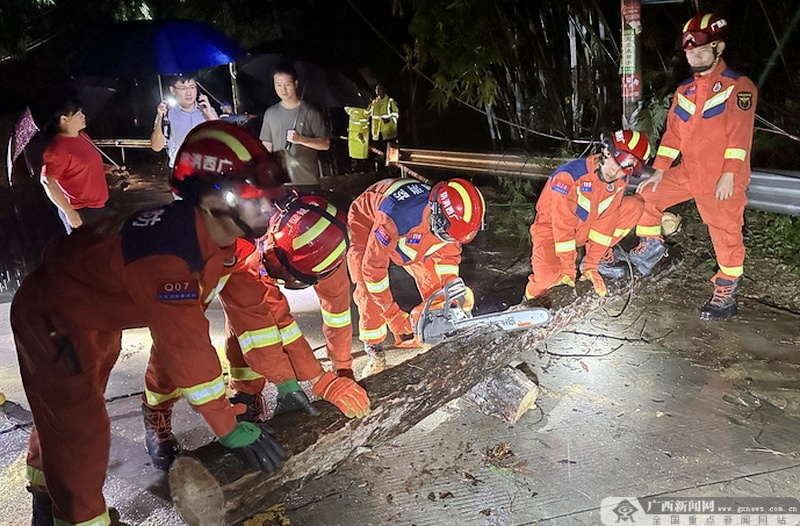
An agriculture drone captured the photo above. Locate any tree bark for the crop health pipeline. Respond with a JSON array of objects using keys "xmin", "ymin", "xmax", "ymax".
[{"xmin": 169, "ymin": 258, "xmax": 679, "ymax": 525}]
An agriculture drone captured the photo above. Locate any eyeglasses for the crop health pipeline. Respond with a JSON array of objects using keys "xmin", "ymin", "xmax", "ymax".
[{"xmin": 173, "ymin": 85, "xmax": 198, "ymax": 92}]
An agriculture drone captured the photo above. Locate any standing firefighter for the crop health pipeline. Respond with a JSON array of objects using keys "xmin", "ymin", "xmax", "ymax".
[
  {"xmin": 12, "ymin": 121, "xmax": 287, "ymax": 526},
  {"xmin": 624, "ymin": 13, "xmax": 757, "ymax": 320},
  {"xmin": 525, "ymin": 130, "xmax": 652, "ymax": 300},
  {"xmin": 348, "ymin": 178, "xmax": 485, "ymax": 374}
]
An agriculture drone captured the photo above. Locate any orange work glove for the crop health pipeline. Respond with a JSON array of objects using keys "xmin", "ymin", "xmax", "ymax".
[
  {"xmin": 555, "ymin": 273, "xmax": 576, "ymax": 288},
  {"xmin": 461, "ymin": 286, "xmax": 475, "ymax": 313},
  {"xmin": 311, "ymin": 371, "xmax": 371, "ymax": 418},
  {"xmin": 386, "ymin": 310, "xmax": 413, "ymax": 339},
  {"xmin": 580, "ymin": 269, "xmax": 607, "ymax": 296},
  {"xmin": 394, "ymin": 332, "xmax": 422, "ymax": 348}
]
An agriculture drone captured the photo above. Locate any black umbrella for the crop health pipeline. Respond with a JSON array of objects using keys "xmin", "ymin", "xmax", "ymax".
[
  {"xmin": 72, "ymin": 19, "xmax": 245, "ymax": 78},
  {"xmin": 239, "ymin": 54, "xmax": 371, "ymax": 108}
]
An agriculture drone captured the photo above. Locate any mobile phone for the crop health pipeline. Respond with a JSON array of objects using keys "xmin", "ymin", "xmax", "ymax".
[{"xmin": 196, "ymin": 88, "xmax": 207, "ymax": 110}]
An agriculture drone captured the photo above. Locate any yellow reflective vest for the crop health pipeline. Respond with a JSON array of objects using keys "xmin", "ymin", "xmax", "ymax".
[
  {"xmin": 344, "ymin": 106, "xmax": 370, "ymax": 159},
  {"xmin": 367, "ymin": 96, "xmax": 398, "ymax": 141}
]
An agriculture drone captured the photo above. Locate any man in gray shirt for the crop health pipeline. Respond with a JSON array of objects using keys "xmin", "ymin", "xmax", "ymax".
[{"xmin": 260, "ymin": 63, "xmax": 330, "ymax": 192}]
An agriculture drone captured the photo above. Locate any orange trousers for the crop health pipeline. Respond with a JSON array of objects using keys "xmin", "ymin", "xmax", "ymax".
[
  {"xmin": 526, "ymin": 196, "xmax": 643, "ymax": 299},
  {"xmin": 13, "ymin": 269, "xmax": 122, "ymax": 524},
  {"xmin": 145, "ymin": 271, "xmax": 323, "ymax": 409},
  {"xmin": 637, "ymin": 170, "xmax": 747, "ymax": 280}
]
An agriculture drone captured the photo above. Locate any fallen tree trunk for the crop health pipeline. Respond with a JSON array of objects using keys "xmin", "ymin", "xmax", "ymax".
[{"xmin": 170, "ymin": 257, "xmax": 680, "ymax": 525}]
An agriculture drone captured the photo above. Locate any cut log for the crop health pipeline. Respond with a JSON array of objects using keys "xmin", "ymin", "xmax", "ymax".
[
  {"xmin": 463, "ymin": 365, "xmax": 539, "ymax": 424},
  {"xmin": 169, "ymin": 255, "xmax": 680, "ymax": 526}
]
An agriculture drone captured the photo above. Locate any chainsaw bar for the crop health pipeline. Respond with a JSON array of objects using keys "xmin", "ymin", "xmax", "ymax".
[{"xmin": 416, "ymin": 278, "xmax": 552, "ymax": 344}]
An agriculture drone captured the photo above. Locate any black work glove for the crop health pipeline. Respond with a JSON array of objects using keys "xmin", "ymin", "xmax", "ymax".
[{"xmin": 218, "ymin": 421, "xmax": 286, "ymax": 473}]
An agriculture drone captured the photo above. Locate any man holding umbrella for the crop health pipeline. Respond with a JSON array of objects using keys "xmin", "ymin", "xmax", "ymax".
[{"xmin": 150, "ymin": 76, "xmax": 219, "ymax": 168}]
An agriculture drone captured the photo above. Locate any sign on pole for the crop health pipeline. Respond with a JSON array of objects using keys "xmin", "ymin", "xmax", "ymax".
[{"xmin": 621, "ymin": 0, "xmax": 642, "ymax": 129}]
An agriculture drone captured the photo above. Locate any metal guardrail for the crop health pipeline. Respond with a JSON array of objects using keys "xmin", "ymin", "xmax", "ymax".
[
  {"xmin": 386, "ymin": 144, "xmax": 800, "ymax": 216},
  {"xmin": 93, "ymin": 139, "xmax": 152, "ymax": 148},
  {"xmin": 94, "ymin": 138, "xmax": 153, "ymax": 165}
]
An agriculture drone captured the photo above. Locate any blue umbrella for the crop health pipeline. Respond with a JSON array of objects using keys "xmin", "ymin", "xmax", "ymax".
[{"xmin": 72, "ymin": 19, "xmax": 245, "ymax": 77}]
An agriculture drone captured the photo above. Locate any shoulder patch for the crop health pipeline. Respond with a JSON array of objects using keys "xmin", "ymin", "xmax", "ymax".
[
  {"xmin": 121, "ymin": 201, "xmax": 205, "ymax": 272},
  {"xmin": 552, "ymin": 180, "xmax": 570, "ymax": 195},
  {"xmin": 374, "ymin": 226, "xmax": 392, "ymax": 246},
  {"xmin": 737, "ymin": 92, "xmax": 754, "ymax": 110}
]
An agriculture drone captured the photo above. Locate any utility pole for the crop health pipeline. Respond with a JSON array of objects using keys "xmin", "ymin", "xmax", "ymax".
[{"xmin": 621, "ymin": 0, "xmax": 643, "ymax": 129}]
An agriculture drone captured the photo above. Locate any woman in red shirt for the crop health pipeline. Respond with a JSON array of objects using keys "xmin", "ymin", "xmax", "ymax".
[{"xmin": 40, "ymin": 99, "xmax": 112, "ymax": 233}]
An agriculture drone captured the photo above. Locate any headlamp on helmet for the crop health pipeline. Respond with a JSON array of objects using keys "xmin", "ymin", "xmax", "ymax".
[{"xmin": 171, "ymin": 121, "xmax": 288, "ymax": 203}]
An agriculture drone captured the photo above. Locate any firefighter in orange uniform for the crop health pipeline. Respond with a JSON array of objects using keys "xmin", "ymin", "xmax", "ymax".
[
  {"xmin": 142, "ymin": 191, "xmax": 368, "ymax": 471},
  {"xmin": 12, "ymin": 122, "xmax": 287, "ymax": 526},
  {"xmin": 624, "ymin": 13, "xmax": 757, "ymax": 321},
  {"xmin": 348, "ymin": 178, "xmax": 486, "ymax": 374},
  {"xmin": 260, "ymin": 194, "xmax": 356, "ymax": 380},
  {"xmin": 525, "ymin": 130, "xmax": 652, "ymax": 300}
]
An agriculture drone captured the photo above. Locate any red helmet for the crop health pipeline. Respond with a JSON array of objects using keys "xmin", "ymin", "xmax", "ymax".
[
  {"xmin": 265, "ymin": 193, "xmax": 349, "ymax": 285},
  {"xmin": 681, "ymin": 13, "xmax": 728, "ymax": 50},
  {"xmin": 602, "ymin": 130, "xmax": 652, "ymax": 178},
  {"xmin": 429, "ymin": 178, "xmax": 486, "ymax": 244},
  {"xmin": 172, "ymin": 121, "xmax": 288, "ymax": 202}
]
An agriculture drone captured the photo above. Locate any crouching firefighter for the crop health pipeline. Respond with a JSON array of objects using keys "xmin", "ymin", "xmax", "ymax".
[
  {"xmin": 12, "ymin": 121, "xmax": 287, "ymax": 526},
  {"xmin": 347, "ymin": 177, "xmax": 486, "ymax": 376},
  {"xmin": 142, "ymin": 143, "xmax": 370, "ymax": 471},
  {"xmin": 525, "ymin": 130, "xmax": 652, "ymax": 300}
]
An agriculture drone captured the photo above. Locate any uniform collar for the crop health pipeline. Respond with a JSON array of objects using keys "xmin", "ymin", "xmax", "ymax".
[{"xmin": 694, "ymin": 58, "xmax": 727, "ymax": 81}]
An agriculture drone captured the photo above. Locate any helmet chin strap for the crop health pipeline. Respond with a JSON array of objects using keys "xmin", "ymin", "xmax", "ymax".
[
  {"xmin": 597, "ymin": 154, "xmax": 613, "ymax": 183},
  {"xmin": 209, "ymin": 207, "xmax": 266, "ymax": 241}
]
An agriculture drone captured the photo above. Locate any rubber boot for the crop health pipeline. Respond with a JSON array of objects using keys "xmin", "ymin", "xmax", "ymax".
[
  {"xmin": 623, "ymin": 237, "xmax": 668, "ymax": 276},
  {"xmin": 361, "ymin": 343, "xmax": 386, "ymax": 377},
  {"xmin": 700, "ymin": 276, "xmax": 741, "ymax": 321},
  {"xmin": 274, "ymin": 390, "xmax": 320, "ymax": 417},
  {"xmin": 142, "ymin": 404, "xmax": 179, "ymax": 471},
  {"xmin": 580, "ymin": 248, "xmax": 626, "ymax": 280},
  {"xmin": 28, "ymin": 486, "xmax": 52, "ymax": 526},
  {"xmin": 229, "ymin": 392, "xmax": 267, "ymax": 423}
]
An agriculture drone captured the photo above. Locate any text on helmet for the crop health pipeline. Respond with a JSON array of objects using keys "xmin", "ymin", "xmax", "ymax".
[
  {"xmin": 439, "ymin": 190, "xmax": 458, "ymax": 218},
  {"xmin": 710, "ymin": 18, "xmax": 727, "ymax": 32},
  {"xmin": 180, "ymin": 153, "xmax": 235, "ymax": 173}
]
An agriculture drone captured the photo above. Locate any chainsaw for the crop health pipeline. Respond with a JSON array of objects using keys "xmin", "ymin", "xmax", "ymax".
[{"xmin": 414, "ymin": 278, "xmax": 552, "ymax": 345}]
